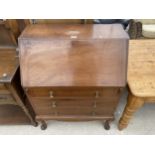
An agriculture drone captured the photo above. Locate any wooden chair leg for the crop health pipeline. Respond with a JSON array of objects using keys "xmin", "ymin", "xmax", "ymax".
[{"xmin": 118, "ymin": 93, "xmax": 144, "ymax": 130}]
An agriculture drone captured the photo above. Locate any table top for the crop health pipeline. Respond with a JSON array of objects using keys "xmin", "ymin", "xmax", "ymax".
[
  {"xmin": 128, "ymin": 40, "xmax": 155, "ymax": 97},
  {"xmin": 0, "ymin": 47, "xmax": 19, "ymax": 83},
  {"xmin": 19, "ymin": 24, "xmax": 129, "ymax": 87}
]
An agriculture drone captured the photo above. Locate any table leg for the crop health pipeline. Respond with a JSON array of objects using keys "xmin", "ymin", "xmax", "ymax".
[{"xmin": 118, "ymin": 93, "xmax": 144, "ymax": 130}]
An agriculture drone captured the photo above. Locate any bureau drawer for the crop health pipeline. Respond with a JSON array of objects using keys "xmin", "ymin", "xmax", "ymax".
[
  {"xmin": 30, "ymin": 98, "xmax": 117, "ymax": 115},
  {"xmin": 27, "ymin": 87, "xmax": 122, "ymax": 99},
  {"xmin": 0, "ymin": 94, "xmax": 16, "ymax": 105},
  {"xmin": 0, "ymin": 84, "xmax": 10, "ymax": 94},
  {"xmin": 33, "ymin": 106, "xmax": 115, "ymax": 116}
]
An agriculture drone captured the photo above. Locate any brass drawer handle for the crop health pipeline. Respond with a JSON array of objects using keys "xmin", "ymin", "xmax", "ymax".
[
  {"xmin": 95, "ymin": 91, "xmax": 99, "ymax": 98},
  {"xmin": 51, "ymin": 101, "xmax": 57, "ymax": 108},
  {"xmin": 49, "ymin": 91, "xmax": 54, "ymax": 98}
]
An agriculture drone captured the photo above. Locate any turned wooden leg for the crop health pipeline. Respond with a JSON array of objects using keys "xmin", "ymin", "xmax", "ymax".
[
  {"xmin": 41, "ymin": 120, "xmax": 47, "ymax": 130},
  {"xmin": 118, "ymin": 93, "xmax": 144, "ymax": 130}
]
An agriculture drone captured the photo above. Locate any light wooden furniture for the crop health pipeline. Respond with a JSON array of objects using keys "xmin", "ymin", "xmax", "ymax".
[
  {"xmin": 119, "ymin": 40, "xmax": 155, "ymax": 130},
  {"xmin": 19, "ymin": 24, "xmax": 129, "ymax": 130}
]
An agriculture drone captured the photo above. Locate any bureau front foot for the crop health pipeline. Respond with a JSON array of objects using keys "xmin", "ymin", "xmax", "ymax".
[
  {"xmin": 104, "ymin": 120, "xmax": 110, "ymax": 130},
  {"xmin": 33, "ymin": 121, "xmax": 38, "ymax": 127},
  {"xmin": 40, "ymin": 121, "xmax": 47, "ymax": 130}
]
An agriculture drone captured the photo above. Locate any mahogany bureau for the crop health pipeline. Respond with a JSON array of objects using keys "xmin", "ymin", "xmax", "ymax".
[{"xmin": 19, "ymin": 24, "xmax": 129, "ymax": 130}]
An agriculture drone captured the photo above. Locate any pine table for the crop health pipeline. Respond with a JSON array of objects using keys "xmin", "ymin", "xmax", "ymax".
[{"xmin": 119, "ymin": 40, "xmax": 155, "ymax": 130}]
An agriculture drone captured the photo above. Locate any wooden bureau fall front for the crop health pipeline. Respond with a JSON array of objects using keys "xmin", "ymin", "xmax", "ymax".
[{"xmin": 19, "ymin": 24, "xmax": 129, "ymax": 130}]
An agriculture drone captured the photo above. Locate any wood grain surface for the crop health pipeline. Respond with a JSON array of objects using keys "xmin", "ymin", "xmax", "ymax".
[
  {"xmin": 0, "ymin": 47, "xmax": 37, "ymax": 125},
  {"xmin": 119, "ymin": 39, "xmax": 155, "ymax": 130},
  {"xmin": 0, "ymin": 48, "xmax": 18, "ymax": 83},
  {"xmin": 19, "ymin": 24, "xmax": 129, "ymax": 129},
  {"xmin": 19, "ymin": 24, "xmax": 129, "ymax": 87},
  {"xmin": 128, "ymin": 40, "xmax": 155, "ymax": 97}
]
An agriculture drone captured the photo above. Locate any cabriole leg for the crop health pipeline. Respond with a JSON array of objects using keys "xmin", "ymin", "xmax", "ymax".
[
  {"xmin": 41, "ymin": 120, "xmax": 47, "ymax": 130},
  {"xmin": 104, "ymin": 120, "xmax": 110, "ymax": 130}
]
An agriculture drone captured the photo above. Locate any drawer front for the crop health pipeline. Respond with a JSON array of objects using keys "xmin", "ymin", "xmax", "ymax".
[
  {"xmin": 33, "ymin": 108, "xmax": 114, "ymax": 116},
  {"xmin": 30, "ymin": 98, "xmax": 118, "ymax": 116},
  {"xmin": 0, "ymin": 94, "xmax": 16, "ymax": 105},
  {"xmin": 27, "ymin": 87, "xmax": 122, "ymax": 99},
  {"xmin": 0, "ymin": 84, "xmax": 10, "ymax": 94}
]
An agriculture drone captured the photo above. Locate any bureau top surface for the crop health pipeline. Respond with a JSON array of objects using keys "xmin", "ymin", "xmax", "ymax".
[
  {"xmin": 19, "ymin": 24, "xmax": 129, "ymax": 40},
  {"xmin": 19, "ymin": 24, "xmax": 129, "ymax": 87},
  {"xmin": 0, "ymin": 47, "xmax": 19, "ymax": 83},
  {"xmin": 128, "ymin": 40, "xmax": 155, "ymax": 97}
]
